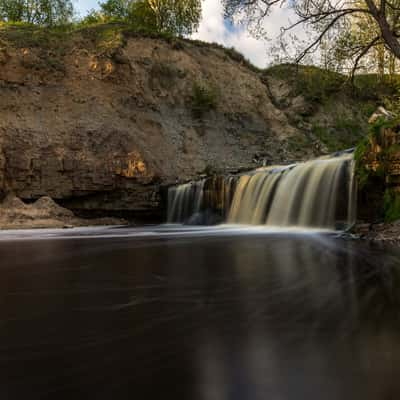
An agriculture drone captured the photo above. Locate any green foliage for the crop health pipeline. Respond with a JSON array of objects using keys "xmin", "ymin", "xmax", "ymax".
[
  {"xmin": 354, "ymin": 136, "xmax": 369, "ymax": 165},
  {"xmin": 79, "ymin": 10, "xmax": 107, "ymax": 26},
  {"xmin": 353, "ymin": 74, "xmax": 400, "ymax": 102},
  {"xmin": 359, "ymin": 102, "xmax": 377, "ymax": 119},
  {"xmin": 101, "ymin": 0, "xmax": 132, "ymax": 20},
  {"xmin": 160, "ymin": 0, "xmax": 202, "ymax": 36},
  {"xmin": 387, "ymin": 144, "xmax": 400, "ymax": 154},
  {"xmin": 312, "ymin": 125, "xmax": 338, "ymax": 152},
  {"xmin": 265, "ymin": 64, "xmax": 400, "ymax": 157},
  {"xmin": 371, "ymin": 116, "xmax": 400, "ymax": 137},
  {"xmin": 286, "ymin": 135, "xmax": 312, "ymax": 153},
  {"xmin": 97, "ymin": 0, "xmax": 157, "ymax": 32},
  {"xmin": 354, "ymin": 137, "xmax": 370, "ymax": 189},
  {"xmin": 223, "ymin": 0, "xmax": 400, "ymax": 83},
  {"xmin": 384, "ymin": 189, "xmax": 400, "ymax": 222},
  {"xmin": 265, "ymin": 64, "xmax": 345, "ymax": 103},
  {"xmin": 0, "ymin": 0, "xmax": 73, "ymax": 26},
  {"xmin": 355, "ymin": 120, "xmax": 387, "ymax": 189},
  {"xmin": 191, "ymin": 82, "xmax": 217, "ymax": 118},
  {"xmin": 354, "ymin": 117, "xmax": 400, "ymax": 190},
  {"xmin": 128, "ymin": 1, "xmax": 158, "ymax": 32},
  {"xmin": 149, "ymin": 61, "xmax": 184, "ymax": 89},
  {"xmin": 0, "ymin": 21, "xmax": 184, "ymax": 52},
  {"xmin": 98, "ymin": 0, "xmax": 201, "ymax": 36},
  {"xmin": 265, "ymin": 65, "xmax": 400, "ymax": 112},
  {"xmin": 311, "ymin": 117, "xmax": 363, "ymax": 152},
  {"xmin": 0, "ymin": 22, "xmax": 74, "ymax": 48}
]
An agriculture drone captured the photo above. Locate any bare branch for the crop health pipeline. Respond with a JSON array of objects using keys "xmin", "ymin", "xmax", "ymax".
[{"xmin": 350, "ymin": 36, "xmax": 381, "ymax": 82}]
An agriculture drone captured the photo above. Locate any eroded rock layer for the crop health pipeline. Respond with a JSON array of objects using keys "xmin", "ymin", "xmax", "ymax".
[{"xmin": 0, "ymin": 29, "xmax": 320, "ymax": 219}]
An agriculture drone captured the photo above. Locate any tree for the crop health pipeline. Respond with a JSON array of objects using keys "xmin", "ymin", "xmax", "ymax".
[
  {"xmin": 147, "ymin": 0, "xmax": 202, "ymax": 35},
  {"xmin": 223, "ymin": 0, "xmax": 400, "ymax": 74},
  {"xmin": 100, "ymin": 0, "xmax": 132, "ymax": 20},
  {"xmin": 99, "ymin": 0, "xmax": 202, "ymax": 36},
  {"xmin": 0, "ymin": 0, "xmax": 74, "ymax": 26}
]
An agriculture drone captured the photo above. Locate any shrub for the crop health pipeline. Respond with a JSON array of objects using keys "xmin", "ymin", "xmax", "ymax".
[
  {"xmin": 354, "ymin": 127, "xmax": 378, "ymax": 189},
  {"xmin": 354, "ymin": 117, "xmax": 400, "ymax": 189},
  {"xmin": 265, "ymin": 64, "xmax": 345, "ymax": 103},
  {"xmin": 384, "ymin": 189, "xmax": 400, "ymax": 222},
  {"xmin": 150, "ymin": 62, "xmax": 183, "ymax": 89},
  {"xmin": 311, "ymin": 118, "xmax": 362, "ymax": 152},
  {"xmin": 191, "ymin": 82, "xmax": 217, "ymax": 118}
]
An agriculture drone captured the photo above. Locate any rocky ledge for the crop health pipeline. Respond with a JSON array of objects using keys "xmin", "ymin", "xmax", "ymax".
[{"xmin": 355, "ymin": 222, "xmax": 400, "ymax": 245}]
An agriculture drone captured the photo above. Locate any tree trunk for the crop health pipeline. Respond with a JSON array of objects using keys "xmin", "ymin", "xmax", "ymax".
[{"xmin": 365, "ymin": 0, "xmax": 400, "ymax": 60}]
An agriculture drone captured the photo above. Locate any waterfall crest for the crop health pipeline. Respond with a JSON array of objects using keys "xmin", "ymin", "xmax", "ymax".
[{"xmin": 167, "ymin": 152, "xmax": 357, "ymax": 229}]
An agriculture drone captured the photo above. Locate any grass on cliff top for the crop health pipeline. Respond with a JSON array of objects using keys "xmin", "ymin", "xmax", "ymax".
[
  {"xmin": 0, "ymin": 22, "xmax": 73, "ymax": 48},
  {"xmin": 0, "ymin": 22, "xmax": 135, "ymax": 52},
  {"xmin": 265, "ymin": 63, "xmax": 400, "ymax": 104},
  {"xmin": 2, "ymin": 22, "xmax": 399, "ymax": 91},
  {"xmin": 0, "ymin": 21, "xmax": 260, "ymax": 70}
]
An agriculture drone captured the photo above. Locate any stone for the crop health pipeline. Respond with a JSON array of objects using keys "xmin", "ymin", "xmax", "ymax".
[
  {"xmin": 0, "ymin": 34, "xmax": 319, "ymax": 222},
  {"xmin": 368, "ymin": 107, "xmax": 395, "ymax": 124}
]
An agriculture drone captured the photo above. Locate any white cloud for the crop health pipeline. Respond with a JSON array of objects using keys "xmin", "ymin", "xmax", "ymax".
[
  {"xmin": 192, "ymin": 0, "xmax": 269, "ymax": 68},
  {"xmin": 192, "ymin": 0, "xmax": 306, "ymax": 68}
]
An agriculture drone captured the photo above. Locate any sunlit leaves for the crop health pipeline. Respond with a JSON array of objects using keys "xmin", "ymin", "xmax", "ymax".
[
  {"xmin": 99, "ymin": 0, "xmax": 202, "ymax": 36},
  {"xmin": 0, "ymin": 0, "xmax": 73, "ymax": 26}
]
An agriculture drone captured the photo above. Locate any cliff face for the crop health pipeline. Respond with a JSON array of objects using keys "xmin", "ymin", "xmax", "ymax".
[
  {"xmin": 1, "ymin": 27, "xmax": 317, "ymax": 219},
  {"xmin": 356, "ymin": 113, "xmax": 400, "ymax": 222}
]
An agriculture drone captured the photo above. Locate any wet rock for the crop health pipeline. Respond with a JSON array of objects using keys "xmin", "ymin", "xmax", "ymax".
[
  {"xmin": 355, "ymin": 223, "xmax": 371, "ymax": 236},
  {"xmin": 358, "ymin": 221, "xmax": 400, "ymax": 244}
]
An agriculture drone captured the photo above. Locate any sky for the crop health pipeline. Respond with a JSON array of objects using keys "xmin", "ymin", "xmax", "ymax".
[{"xmin": 74, "ymin": 0, "xmax": 296, "ymax": 68}]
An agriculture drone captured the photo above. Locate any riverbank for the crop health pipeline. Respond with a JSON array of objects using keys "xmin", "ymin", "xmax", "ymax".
[
  {"xmin": 355, "ymin": 222, "xmax": 400, "ymax": 245},
  {"xmin": 0, "ymin": 195, "xmax": 127, "ymax": 230}
]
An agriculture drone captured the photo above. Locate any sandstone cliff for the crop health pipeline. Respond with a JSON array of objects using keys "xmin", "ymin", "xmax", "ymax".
[
  {"xmin": 0, "ymin": 25, "xmax": 315, "ymax": 219},
  {"xmin": 0, "ymin": 25, "xmax": 385, "ymax": 222}
]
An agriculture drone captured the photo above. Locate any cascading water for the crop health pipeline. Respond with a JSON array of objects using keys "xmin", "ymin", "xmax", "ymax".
[
  {"xmin": 167, "ymin": 176, "xmax": 237, "ymax": 224},
  {"xmin": 167, "ymin": 152, "xmax": 357, "ymax": 230},
  {"xmin": 167, "ymin": 180, "xmax": 205, "ymax": 223}
]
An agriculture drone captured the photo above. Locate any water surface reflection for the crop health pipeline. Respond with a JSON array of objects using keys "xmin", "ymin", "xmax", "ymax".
[{"xmin": 0, "ymin": 228, "xmax": 400, "ymax": 399}]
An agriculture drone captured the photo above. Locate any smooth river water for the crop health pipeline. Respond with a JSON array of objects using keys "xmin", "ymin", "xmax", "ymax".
[{"xmin": 1, "ymin": 225, "xmax": 400, "ymax": 399}]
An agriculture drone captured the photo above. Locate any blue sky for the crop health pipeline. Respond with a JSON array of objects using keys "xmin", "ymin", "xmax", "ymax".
[
  {"xmin": 74, "ymin": 0, "xmax": 296, "ymax": 68},
  {"xmin": 75, "ymin": 0, "xmax": 99, "ymax": 15}
]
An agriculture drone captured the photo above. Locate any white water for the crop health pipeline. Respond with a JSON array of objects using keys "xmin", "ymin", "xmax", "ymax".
[
  {"xmin": 167, "ymin": 152, "xmax": 357, "ymax": 230},
  {"xmin": 167, "ymin": 180, "xmax": 205, "ymax": 222}
]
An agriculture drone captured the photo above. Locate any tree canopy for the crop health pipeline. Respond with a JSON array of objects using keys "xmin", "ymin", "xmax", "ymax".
[
  {"xmin": 0, "ymin": 0, "xmax": 74, "ymax": 26},
  {"xmin": 223, "ymin": 0, "xmax": 400, "ymax": 75},
  {"xmin": 99, "ymin": 0, "xmax": 202, "ymax": 36}
]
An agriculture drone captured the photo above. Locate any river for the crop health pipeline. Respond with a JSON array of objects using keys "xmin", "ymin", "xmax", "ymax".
[{"xmin": 1, "ymin": 225, "xmax": 400, "ymax": 399}]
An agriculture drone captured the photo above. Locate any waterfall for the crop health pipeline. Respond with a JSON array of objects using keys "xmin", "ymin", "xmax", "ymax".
[
  {"xmin": 167, "ymin": 152, "xmax": 357, "ymax": 229},
  {"xmin": 167, "ymin": 180, "xmax": 205, "ymax": 223}
]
